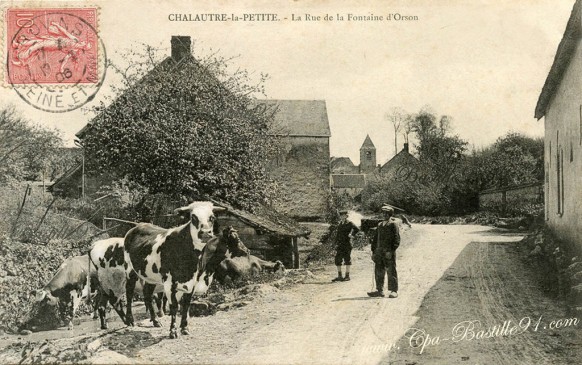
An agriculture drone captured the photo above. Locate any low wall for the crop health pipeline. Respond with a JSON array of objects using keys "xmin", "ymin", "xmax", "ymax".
[{"xmin": 479, "ymin": 183, "xmax": 543, "ymax": 214}]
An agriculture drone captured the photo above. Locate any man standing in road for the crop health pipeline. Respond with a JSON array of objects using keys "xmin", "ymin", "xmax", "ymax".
[
  {"xmin": 332, "ymin": 210, "xmax": 360, "ymax": 282},
  {"xmin": 368, "ymin": 205, "xmax": 400, "ymax": 298}
]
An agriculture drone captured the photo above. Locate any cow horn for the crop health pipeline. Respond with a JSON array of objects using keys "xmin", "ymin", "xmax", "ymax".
[
  {"xmin": 212, "ymin": 206, "xmax": 227, "ymax": 213},
  {"xmin": 174, "ymin": 206, "xmax": 190, "ymax": 217}
]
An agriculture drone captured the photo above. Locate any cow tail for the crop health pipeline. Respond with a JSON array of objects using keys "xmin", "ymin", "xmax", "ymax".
[{"xmin": 86, "ymin": 251, "xmax": 92, "ymax": 305}]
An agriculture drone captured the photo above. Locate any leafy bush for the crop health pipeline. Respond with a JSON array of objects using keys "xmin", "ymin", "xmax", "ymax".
[{"xmin": 0, "ymin": 237, "xmax": 94, "ymax": 333}]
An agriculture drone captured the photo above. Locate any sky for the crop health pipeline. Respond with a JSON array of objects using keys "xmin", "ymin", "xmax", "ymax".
[{"xmin": 0, "ymin": 0, "xmax": 575, "ymax": 165}]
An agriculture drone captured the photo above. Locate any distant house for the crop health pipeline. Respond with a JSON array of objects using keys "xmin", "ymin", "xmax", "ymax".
[
  {"xmin": 535, "ymin": 0, "xmax": 581, "ymax": 249},
  {"xmin": 331, "ymin": 174, "xmax": 366, "ymax": 199},
  {"xmin": 330, "ymin": 157, "xmax": 359, "ymax": 174},
  {"xmin": 330, "ymin": 135, "xmax": 380, "ymax": 198},
  {"xmin": 380, "ymin": 143, "xmax": 421, "ymax": 178},
  {"xmin": 262, "ymin": 100, "xmax": 331, "ymax": 220}
]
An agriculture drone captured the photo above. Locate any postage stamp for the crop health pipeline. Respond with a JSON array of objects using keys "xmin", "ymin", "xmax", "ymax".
[{"xmin": 3, "ymin": 7, "xmax": 106, "ymax": 112}]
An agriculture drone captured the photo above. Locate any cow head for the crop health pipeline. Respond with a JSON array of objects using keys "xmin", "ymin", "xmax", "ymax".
[
  {"xmin": 35, "ymin": 289, "xmax": 59, "ymax": 305},
  {"xmin": 192, "ymin": 232, "xmax": 230, "ymax": 296},
  {"xmin": 223, "ymin": 226, "xmax": 240, "ymax": 253},
  {"xmin": 174, "ymin": 201, "xmax": 226, "ymax": 247}
]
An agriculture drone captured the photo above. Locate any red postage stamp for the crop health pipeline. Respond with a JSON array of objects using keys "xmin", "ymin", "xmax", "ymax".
[{"xmin": 6, "ymin": 8, "xmax": 99, "ymax": 85}]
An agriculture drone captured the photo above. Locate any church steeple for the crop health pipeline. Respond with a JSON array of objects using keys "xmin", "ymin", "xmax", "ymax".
[{"xmin": 360, "ymin": 134, "xmax": 376, "ymax": 173}]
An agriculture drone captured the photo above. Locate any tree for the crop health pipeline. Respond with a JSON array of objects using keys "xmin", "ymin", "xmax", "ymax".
[
  {"xmin": 474, "ymin": 132, "xmax": 542, "ymax": 189},
  {"xmin": 82, "ymin": 44, "xmax": 279, "ymax": 211},
  {"xmin": 385, "ymin": 107, "xmax": 406, "ymax": 156},
  {"xmin": 0, "ymin": 106, "xmax": 62, "ymax": 182},
  {"xmin": 401, "ymin": 113, "xmax": 414, "ymax": 145},
  {"xmin": 411, "ymin": 109, "xmax": 467, "ymax": 179}
]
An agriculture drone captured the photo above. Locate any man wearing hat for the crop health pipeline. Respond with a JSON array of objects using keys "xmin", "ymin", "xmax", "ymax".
[
  {"xmin": 332, "ymin": 210, "xmax": 360, "ymax": 282},
  {"xmin": 368, "ymin": 205, "xmax": 400, "ymax": 298}
]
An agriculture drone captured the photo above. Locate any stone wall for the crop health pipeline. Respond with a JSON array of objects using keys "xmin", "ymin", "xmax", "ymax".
[
  {"xmin": 269, "ymin": 136, "xmax": 330, "ymax": 220},
  {"xmin": 479, "ymin": 183, "xmax": 543, "ymax": 214}
]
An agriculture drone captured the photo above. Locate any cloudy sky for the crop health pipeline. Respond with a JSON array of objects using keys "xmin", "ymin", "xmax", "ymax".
[{"xmin": 0, "ymin": 0, "xmax": 575, "ymax": 165}]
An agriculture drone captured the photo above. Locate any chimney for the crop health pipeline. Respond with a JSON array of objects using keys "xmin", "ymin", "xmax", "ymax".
[
  {"xmin": 171, "ymin": 36, "xmax": 191, "ymax": 61},
  {"xmin": 404, "ymin": 143, "xmax": 409, "ymax": 153}
]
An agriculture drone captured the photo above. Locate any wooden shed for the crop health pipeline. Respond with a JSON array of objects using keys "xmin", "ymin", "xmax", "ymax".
[{"xmin": 212, "ymin": 201, "xmax": 310, "ymax": 269}]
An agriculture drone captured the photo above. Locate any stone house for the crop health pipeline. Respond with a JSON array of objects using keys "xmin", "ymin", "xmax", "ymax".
[
  {"xmin": 535, "ymin": 0, "xmax": 581, "ymax": 250},
  {"xmin": 380, "ymin": 143, "xmax": 421, "ymax": 178},
  {"xmin": 329, "ymin": 157, "xmax": 359, "ymax": 174},
  {"xmin": 263, "ymin": 100, "xmax": 331, "ymax": 220},
  {"xmin": 331, "ymin": 174, "xmax": 366, "ymax": 199}
]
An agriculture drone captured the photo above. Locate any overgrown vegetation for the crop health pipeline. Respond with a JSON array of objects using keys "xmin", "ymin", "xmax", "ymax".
[
  {"xmin": 520, "ymin": 225, "xmax": 582, "ymax": 313},
  {"xmin": 0, "ymin": 106, "xmax": 76, "ymax": 183},
  {"xmin": 82, "ymin": 44, "xmax": 280, "ymax": 212},
  {"xmin": 361, "ymin": 106, "xmax": 544, "ymax": 216}
]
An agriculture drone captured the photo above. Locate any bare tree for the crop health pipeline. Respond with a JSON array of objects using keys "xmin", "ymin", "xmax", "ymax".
[
  {"xmin": 384, "ymin": 107, "xmax": 406, "ymax": 156},
  {"xmin": 401, "ymin": 113, "xmax": 414, "ymax": 145}
]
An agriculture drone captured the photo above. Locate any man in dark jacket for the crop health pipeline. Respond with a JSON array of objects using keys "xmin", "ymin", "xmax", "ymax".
[
  {"xmin": 332, "ymin": 210, "xmax": 360, "ymax": 282},
  {"xmin": 368, "ymin": 205, "xmax": 400, "ymax": 298}
]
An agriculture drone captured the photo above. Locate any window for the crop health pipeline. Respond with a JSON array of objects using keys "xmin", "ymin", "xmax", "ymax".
[
  {"xmin": 556, "ymin": 147, "xmax": 565, "ymax": 216},
  {"xmin": 366, "ymin": 151, "xmax": 371, "ymax": 160}
]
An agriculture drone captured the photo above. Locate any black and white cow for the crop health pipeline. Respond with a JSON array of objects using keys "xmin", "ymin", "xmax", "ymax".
[
  {"xmin": 124, "ymin": 201, "xmax": 224, "ymax": 339},
  {"xmin": 35, "ymin": 254, "xmax": 98, "ymax": 329},
  {"xmin": 90, "ymin": 237, "xmax": 165, "ymax": 329}
]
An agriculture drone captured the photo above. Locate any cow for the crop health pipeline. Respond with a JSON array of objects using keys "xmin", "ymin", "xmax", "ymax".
[
  {"xmin": 35, "ymin": 254, "xmax": 98, "ymax": 329},
  {"xmin": 89, "ymin": 237, "xmax": 166, "ymax": 329},
  {"xmin": 124, "ymin": 201, "xmax": 224, "ymax": 339},
  {"xmin": 197, "ymin": 226, "xmax": 285, "ymax": 285}
]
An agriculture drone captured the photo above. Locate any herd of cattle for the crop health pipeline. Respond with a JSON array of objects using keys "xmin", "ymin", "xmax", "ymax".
[{"xmin": 35, "ymin": 202, "xmax": 285, "ymax": 339}]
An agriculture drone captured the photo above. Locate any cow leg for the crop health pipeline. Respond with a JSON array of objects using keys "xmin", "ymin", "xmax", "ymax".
[
  {"xmin": 108, "ymin": 291, "xmax": 126, "ymax": 324},
  {"xmin": 143, "ymin": 283, "xmax": 161, "ymax": 327},
  {"xmin": 162, "ymin": 293, "xmax": 168, "ymax": 315},
  {"xmin": 154, "ymin": 293, "xmax": 165, "ymax": 317},
  {"xmin": 179, "ymin": 291, "xmax": 193, "ymax": 335},
  {"xmin": 125, "ymin": 271, "xmax": 138, "ymax": 326},
  {"xmin": 92, "ymin": 290, "xmax": 101, "ymax": 319},
  {"xmin": 168, "ymin": 282, "xmax": 179, "ymax": 339},
  {"xmin": 98, "ymin": 289, "xmax": 109, "ymax": 330},
  {"xmin": 68, "ymin": 290, "xmax": 82, "ymax": 330},
  {"xmin": 66, "ymin": 296, "xmax": 75, "ymax": 330}
]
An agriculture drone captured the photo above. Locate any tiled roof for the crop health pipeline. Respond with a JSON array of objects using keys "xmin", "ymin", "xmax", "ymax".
[
  {"xmin": 211, "ymin": 200, "xmax": 310, "ymax": 238},
  {"xmin": 535, "ymin": 0, "xmax": 581, "ymax": 119},
  {"xmin": 259, "ymin": 100, "xmax": 331, "ymax": 137},
  {"xmin": 331, "ymin": 174, "xmax": 366, "ymax": 188}
]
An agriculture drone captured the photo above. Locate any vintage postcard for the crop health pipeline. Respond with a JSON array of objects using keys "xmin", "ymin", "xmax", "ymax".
[{"xmin": 0, "ymin": 0, "xmax": 580, "ymax": 364}]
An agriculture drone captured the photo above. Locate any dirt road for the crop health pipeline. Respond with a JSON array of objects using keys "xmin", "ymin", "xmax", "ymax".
[{"xmin": 1, "ymin": 224, "xmax": 580, "ymax": 364}]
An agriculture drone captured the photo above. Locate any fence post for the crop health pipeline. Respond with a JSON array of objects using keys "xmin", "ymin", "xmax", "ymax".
[
  {"xmin": 103, "ymin": 217, "xmax": 107, "ymax": 231},
  {"xmin": 10, "ymin": 184, "xmax": 31, "ymax": 239},
  {"xmin": 292, "ymin": 237, "xmax": 300, "ymax": 269}
]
